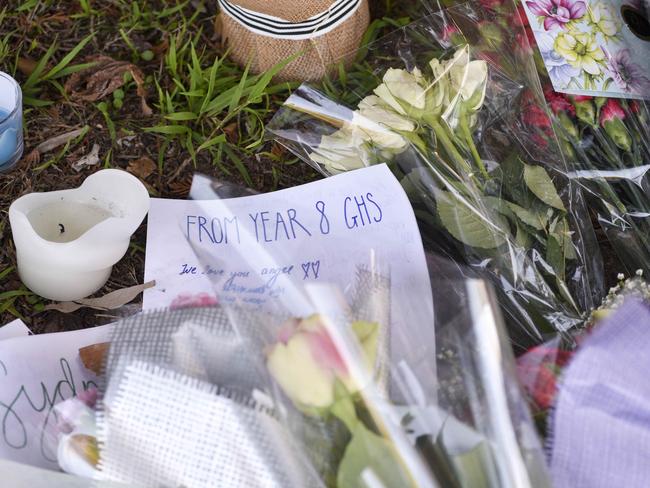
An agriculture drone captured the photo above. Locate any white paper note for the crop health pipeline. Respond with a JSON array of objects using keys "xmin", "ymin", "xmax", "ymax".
[
  {"xmin": 0, "ymin": 319, "xmax": 31, "ymax": 341},
  {"xmin": 0, "ymin": 325, "xmax": 110, "ymax": 470},
  {"xmin": 144, "ymin": 164, "xmax": 434, "ymax": 335}
]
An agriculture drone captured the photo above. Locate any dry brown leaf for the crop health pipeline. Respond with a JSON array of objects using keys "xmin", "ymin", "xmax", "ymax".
[
  {"xmin": 65, "ymin": 56, "xmax": 152, "ymax": 115},
  {"xmin": 39, "ymin": 13, "xmax": 70, "ymax": 25},
  {"xmin": 17, "ymin": 58, "xmax": 38, "ymax": 76},
  {"xmin": 36, "ymin": 126, "xmax": 88, "ymax": 154},
  {"xmin": 22, "ymin": 149, "xmax": 40, "ymax": 166},
  {"xmin": 271, "ymin": 142, "xmax": 286, "ymax": 158},
  {"xmin": 44, "ymin": 281, "xmax": 155, "ymax": 313},
  {"xmin": 151, "ymin": 38, "xmax": 169, "ymax": 56},
  {"xmin": 127, "ymin": 156, "xmax": 156, "ymax": 179},
  {"xmin": 79, "ymin": 342, "xmax": 109, "ymax": 375},
  {"xmin": 169, "ymin": 179, "xmax": 191, "ymax": 197},
  {"xmin": 223, "ymin": 122, "xmax": 239, "ymax": 143}
]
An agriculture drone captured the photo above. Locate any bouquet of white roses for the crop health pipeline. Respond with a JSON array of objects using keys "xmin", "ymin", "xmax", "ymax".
[{"xmin": 268, "ymin": 8, "xmax": 605, "ymax": 347}]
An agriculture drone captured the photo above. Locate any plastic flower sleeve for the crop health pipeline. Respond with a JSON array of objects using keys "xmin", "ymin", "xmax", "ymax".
[
  {"xmin": 267, "ymin": 5, "xmax": 605, "ymax": 347},
  {"xmin": 466, "ymin": 0, "xmax": 650, "ymax": 279},
  {"xmin": 201, "ymin": 246, "xmax": 552, "ymax": 487},
  {"xmin": 179, "ymin": 173, "xmax": 550, "ymax": 486},
  {"xmin": 540, "ymin": 92, "xmax": 650, "ymax": 277}
]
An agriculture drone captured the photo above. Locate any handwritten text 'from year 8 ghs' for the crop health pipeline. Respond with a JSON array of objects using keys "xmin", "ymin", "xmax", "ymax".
[{"xmin": 184, "ymin": 193, "xmax": 383, "ymax": 245}]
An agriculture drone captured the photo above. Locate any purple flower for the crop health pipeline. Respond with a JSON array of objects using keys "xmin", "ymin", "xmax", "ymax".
[
  {"xmin": 527, "ymin": 0, "xmax": 586, "ymax": 30},
  {"xmin": 607, "ymin": 49, "xmax": 650, "ymax": 93},
  {"xmin": 536, "ymin": 32, "xmax": 580, "ymax": 87}
]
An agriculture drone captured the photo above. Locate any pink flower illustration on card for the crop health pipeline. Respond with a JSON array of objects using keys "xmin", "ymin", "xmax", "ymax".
[{"xmin": 526, "ymin": 0, "xmax": 586, "ymax": 30}]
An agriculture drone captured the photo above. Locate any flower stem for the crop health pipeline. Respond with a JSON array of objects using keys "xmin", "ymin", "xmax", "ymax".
[
  {"xmin": 426, "ymin": 117, "xmax": 473, "ymax": 176},
  {"xmin": 459, "ymin": 112, "xmax": 489, "ymax": 180},
  {"xmin": 404, "ymin": 131, "xmax": 430, "ymax": 156}
]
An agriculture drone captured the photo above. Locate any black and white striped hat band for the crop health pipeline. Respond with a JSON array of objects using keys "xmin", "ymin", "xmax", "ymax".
[{"xmin": 219, "ymin": 0, "xmax": 363, "ymax": 40}]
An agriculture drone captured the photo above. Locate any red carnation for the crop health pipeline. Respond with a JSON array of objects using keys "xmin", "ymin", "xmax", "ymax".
[
  {"xmin": 572, "ymin": 95, "xmax": 594, "ymax": 102},
  {"xmin": 531, "ymin": 133, "xmax": 549, "ymax": 148},
  {"xmin": 599, "ymin": 99, "xmax": 626, "ymax": 126},
  {"xmin": 523, "ymin": 103, "xmax": 552, "ymax": 129},
  {"xmin": 515, "ymin": 31, "xmax": 533, "ymax": 56},
  {"xmin": 513, "ymin": 4, "xmax": 530, "ymax": 27},
  {"xmin": 544, "ymin": 86, "xmax": 576, "ymax": 116},
  {"xmin": 517, "ymin": 345, "xmax": 574, "ymax": 410},
  {"xmin": 480, "ymin": 0, "xmax": 505, "ymax": 10}
]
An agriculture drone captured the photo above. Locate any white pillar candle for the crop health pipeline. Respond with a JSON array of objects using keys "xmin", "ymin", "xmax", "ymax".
[{"xmin": 9, "ymin": 169, "xmax": 150, "ymax": 301}]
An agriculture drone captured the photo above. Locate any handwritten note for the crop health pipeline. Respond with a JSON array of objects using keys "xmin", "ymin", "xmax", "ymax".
[
  {"xmin": 144, "ymin": 164, "xmax": 434, "ymax": 330},
  {"xmin": 0, "ymin": 325, "xmax": 110, "ymax": 470},
  {"xmin": 0, "ymin": 319, "xmax": 31, "ymax": 341}
]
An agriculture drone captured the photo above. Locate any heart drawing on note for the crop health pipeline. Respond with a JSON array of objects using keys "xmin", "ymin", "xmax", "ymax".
[{"xmin": 301, "ymin": 261, "xmax": 321, "ymax": 280}]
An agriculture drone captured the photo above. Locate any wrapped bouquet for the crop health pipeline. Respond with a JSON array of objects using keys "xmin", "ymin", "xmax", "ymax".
[
  {"xmin": 469, "ymin": 0, "xmax": 650, "ymax": 277},
  {"xmin": 268, "ymin": 7, "xmax": 605, "ymax": 346}
]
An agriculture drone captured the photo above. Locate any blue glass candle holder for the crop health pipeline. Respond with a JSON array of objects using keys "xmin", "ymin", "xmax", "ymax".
[{"xmin": 0, "ymin": 72, "xmax": 23, "ymax": 171}]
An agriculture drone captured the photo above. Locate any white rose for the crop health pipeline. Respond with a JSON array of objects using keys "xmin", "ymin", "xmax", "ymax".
[
  {"xmin": 374, "ymin": 68, "xmax": 427, "ymax": 117},
  {"xmin": 445, "ymin": 47, "xmax": 488, "ymax": 112},
  {"xmin": 349, "ymin": 114, "xmax": 409, "ymax": 152},
  {"xmin": 309, "ymin": 129, "xmax": 370, "ymax": 174},
  {"xmin": 358, "ymin": 95, "xmax": 416, "ymax": 132}
]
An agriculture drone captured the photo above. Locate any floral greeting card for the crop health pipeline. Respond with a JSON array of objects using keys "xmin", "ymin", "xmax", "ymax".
[{"xmin": 522, "ymin": 0, "xmax": 650, "ymax": 99}]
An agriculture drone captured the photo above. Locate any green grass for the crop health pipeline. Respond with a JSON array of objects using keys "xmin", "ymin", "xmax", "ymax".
[{"xmin": 0, "ymin": 0, "xmax": 419, "ymax": 326}]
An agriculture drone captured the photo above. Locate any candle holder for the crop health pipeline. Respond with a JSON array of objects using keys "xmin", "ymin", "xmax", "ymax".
[{"xmin": 0, "ymin": 72, "xmax": 23, "ymax": 171}]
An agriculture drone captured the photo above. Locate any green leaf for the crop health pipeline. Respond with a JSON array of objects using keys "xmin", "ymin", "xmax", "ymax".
[
  {"xmin": 330, "ymin": 381, "xmax": 358, "ymax": 433},
  {"xmin": 23, "ymin": 97, "xmax": 53, "ymax": 107},
  {"xmin": 248, "ymin": 53, "xmax": 299, "ymax": 103},
  {"xmin": 228, "ymin": 61, "xmax": 250, "ymax": 114},
  {"xmin": 499, "ymin": 154, "xmax": 534, "ymax": 208},
  {"xmin": 0, "ymin": 289, "xmax": 33, "ymax": 302},
  {"xmin": 337, "ymin": 424, "xmax": 412, "ymax": 488},
  {"xmin": 0, "ymin": 266, "xmax": 14, "ymax": 281},
  {"xmin": 415, "ymin": 435, "xmax": 462, "ymax": 488},
  {"xmin": 515, "ymin": 222, "xmax": 532, "ymax": 248},
  {"xmin": 23, "ymin": 41, "xmax": 58, "ymax": 91},
  {"xmin": 164, "ymin": 111, "xmax": 198, "ymax": 121},
  {"xmin": 523, "ymin": 165, "xmax": 566, "ymax": 211},
  {"xmin": 145, "ymin": 125, "xmax": 189, "ymax": 135},
  {"xmin": 199, "ymin": 54, "xmax": 226, "ymax": 114},
  {"xmin": 48, "ymin": 61, "xmax": 98, "ymax": 80},
  {"xmin": 505, "ymin": 202, "xmax": 548, "ymax": 230},
  {"xmin": 437, "ymin": 192, "xmax": 509, "ymax": 249},
  {"xmin": 197, "ymin": 133, "xmax": 226, "ymax": 152},
  {"xmin": 546, "ymin": 233, "xmax": 565, "ymax": 281},
  {"xmin": 555, "ymin": 219, "xmax": 577, "ymax": 260},
  {"xmin": 223, "ymin": 144, "xmax": 252, "ymax": 187},
  {"xmin": 44, "ymin": 33, "xmax": 94, "ymax": 80}
]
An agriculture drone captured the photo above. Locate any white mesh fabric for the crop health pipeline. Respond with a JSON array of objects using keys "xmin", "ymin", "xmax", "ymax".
[{"xmin": 98, "ymin": 361, "xmax": 317, "ymax": 487}]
